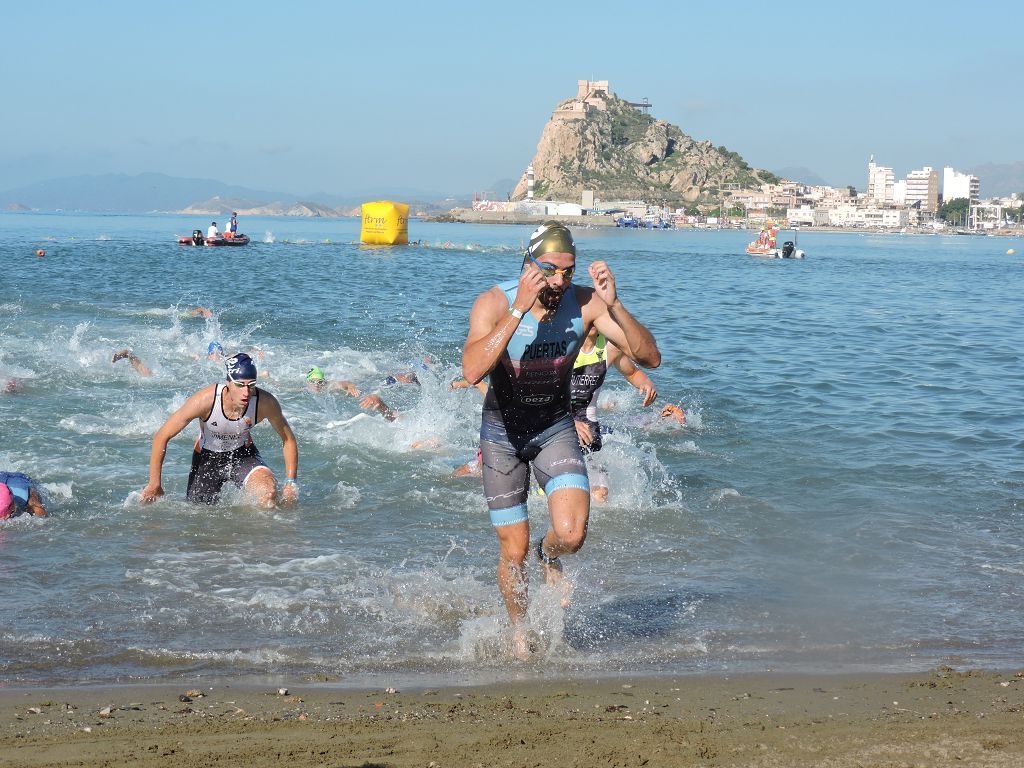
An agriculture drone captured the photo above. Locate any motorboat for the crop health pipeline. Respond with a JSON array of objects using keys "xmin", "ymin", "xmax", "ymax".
[
  {"xmin": 746, "ymin": 229, "xmax": 805, "ymax": 259},
  {"xmin": 178, "ymin": 231, "xmax": 251, "ymax": 246},
  {"xmin": 616, "ymin": 213, "xmax": 640, "ymax": 228}
]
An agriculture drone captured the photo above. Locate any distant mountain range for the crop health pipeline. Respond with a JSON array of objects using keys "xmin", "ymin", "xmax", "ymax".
[
  {"xmin": 966, "ymin": 161, "xmax": 1024, "ymax": 198},
  {"xmin": 772, "ymin": 166, "xmax": 831, "ymax": 187},
  {"xmin": 0, "ymin": 172, "xmax": 468, "ymax": 214}
]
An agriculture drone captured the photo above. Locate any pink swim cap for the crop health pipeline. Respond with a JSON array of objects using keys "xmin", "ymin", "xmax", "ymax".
[{"xmin": 0, "ymin": 483, "xmax": 13, "ymax": 519}]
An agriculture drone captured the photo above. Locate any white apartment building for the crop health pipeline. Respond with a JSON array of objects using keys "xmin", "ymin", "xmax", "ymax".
[
  {"xmin": 866, "ymin": 155, "xmax": 895, "ymax": 203},
  {"xmin": 905, "ymin": 167, "xmax": 939, "ymax": 212},
  {"xmin": 942, "ymin": 166, "xmax": 980, "ymax": 203},
  {"xmin": 786, "ymin": 205, "xmax": 831, "ymax": 226},
  {"xmin": 892, "ymin": 180, "xmax": 908, "ymax": 206},
  {"xmin": 827, "ymin": 204, "xmax": 909, "ymax": 228}
]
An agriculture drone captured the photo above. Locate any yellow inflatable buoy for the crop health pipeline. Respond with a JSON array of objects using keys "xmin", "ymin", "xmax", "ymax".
[
  {"xmin": 1007, "ymin": 248, "xmax": 1016, "ymax": 255},
  {"xmin": 360, "ymin": 201, "xmax": 409, "ymax": 245}
]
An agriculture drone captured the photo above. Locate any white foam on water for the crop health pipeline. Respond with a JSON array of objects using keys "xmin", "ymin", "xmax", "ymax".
[
  {"xmin": 263, "ymin": 231, "xmax": 275, "ymax": 243},
  {"xmin": 980, "ymin": 563, "xmax": 1024, "ymax": 576},
  {"xmin": 328, "ymin": 481, "xmax": 361, "ymax": 508},
  {"xmin": 131, "ymin": 645, "xmax": 295, "ymax": 665},
  {"xmin": 40, "ymin": 481, "xmax": 73, "ymax": 499}
]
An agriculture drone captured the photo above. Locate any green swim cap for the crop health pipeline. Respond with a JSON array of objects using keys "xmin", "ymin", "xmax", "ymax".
[{"xmin": 306, "ymin": 367, "xmax": 325, "ymax": 382}]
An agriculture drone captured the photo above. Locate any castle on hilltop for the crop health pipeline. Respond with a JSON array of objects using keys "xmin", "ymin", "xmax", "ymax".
[{"xmin": 553, "ymin": 79, "xmax": 612, "ymax": 120}]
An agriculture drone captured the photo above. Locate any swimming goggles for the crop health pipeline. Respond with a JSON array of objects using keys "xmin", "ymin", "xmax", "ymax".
[
  {"xmin": 530, "ymin": 257, "xmax": 574, "ymax": 280},
  {"xmin": 230, "ymin": 380, "xmax": 258, "ymax": 390}
]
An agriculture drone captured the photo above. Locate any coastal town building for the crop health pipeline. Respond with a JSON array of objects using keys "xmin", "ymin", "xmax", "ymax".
[
  {"xmin": 827, "ymin": 204, "xmax": 910, "ymax": 228},
  {"xmin": 942, "ymin": 166, "xmax": 980, "ymax": 203},
  {"xmin": 905, "ymin": 166, "xmax": 939, "ymax": 213},
  {"xmin": 786, "ymin": 205, "xmax": 831, "ymax": 226},
  {"xmin": 866, "ymin": 155, "xmax": 895, "ymax": 203},
  {"xmin": 892, "ymin": 180, "xmax": 908, "ymax": 206}
]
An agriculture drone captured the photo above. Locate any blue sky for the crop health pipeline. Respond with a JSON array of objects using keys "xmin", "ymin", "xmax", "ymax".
[{"xmin": 2, "ymin": 0, "xmax": 1019, "ymax": 196}]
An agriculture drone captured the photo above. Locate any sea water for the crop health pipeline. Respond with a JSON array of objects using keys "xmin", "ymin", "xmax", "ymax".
[{"xmin": 0, "ymin": 212, "xmax": 1021, "ymax": 687}]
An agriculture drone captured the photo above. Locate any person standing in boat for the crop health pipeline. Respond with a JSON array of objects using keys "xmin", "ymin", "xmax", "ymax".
[{"xmin": 227, "ymin": 212, "xmax": 238, "ymax": 238}]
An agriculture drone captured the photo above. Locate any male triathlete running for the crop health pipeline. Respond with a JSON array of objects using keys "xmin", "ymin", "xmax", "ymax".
[
  {"xmin": 140, "ymin": 353, "xmax": 298, "ymax": 508},
  {"xmin": 462, "ymin": 221, "xmax": 660, "ymax": 657}
]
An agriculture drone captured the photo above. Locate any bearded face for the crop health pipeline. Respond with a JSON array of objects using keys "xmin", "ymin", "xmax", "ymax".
[{"xmin": 538, "ymin": 284, "xmax": 565, "ymax": 310}]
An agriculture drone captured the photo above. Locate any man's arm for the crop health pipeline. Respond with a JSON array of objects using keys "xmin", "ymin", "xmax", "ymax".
[
  {"xmin": 329, "ymin": 380, "xmax": 361, "ymax": 397},
  {"xmin": 461, "ymin": 267, "xmax": 546, "ymax": 384},
  {"xmin": 586, "ymin": 261, "xmax": 661, "ymax": 369},
  {"xmin": 607, "ymin": 343, "xmax": 658, "ymax": 406},
  {"xmin": 112, "ymin": 349, "xmax": 153, "ymax": 377},
  {"xmin": 141, "ymin": 386, "xmax": 213, "ymax": 503},
  {"xmin": 360, "ymin": 394, "xmax": 397, "ymax": 421},
  {"xmin": 259, "ymin": 391, "xmax": 299, "ymax": 504}
]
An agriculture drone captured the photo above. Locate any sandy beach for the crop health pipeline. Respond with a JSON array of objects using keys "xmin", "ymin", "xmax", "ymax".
[{"xmin": 2, "ymin": 667, "xmax": 1022, "ymax": 767}]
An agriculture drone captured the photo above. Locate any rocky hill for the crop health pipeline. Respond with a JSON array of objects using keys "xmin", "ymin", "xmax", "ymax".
[{"xmin": 513, "ymin": 82, "xmax": 778, "ymax": 204}]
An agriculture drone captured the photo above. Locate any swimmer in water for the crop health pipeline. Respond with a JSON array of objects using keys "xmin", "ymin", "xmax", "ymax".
[
  {"xmin": 0, "ymin": 472, "xmax": 48, "ymax": 518},
  {"xmin": 140, "ymin": 353, "xmax": 298, "ymax": 508},
  {"xmin": 571, "ymin": 325, "xmax": 659, "ymax": 503},
  {"xmin": 112, "ymin": 349, "xmax": 153, "ymax": 377},
  {"xmin": 305, "ymin": 368, "xmax": 397, "ymax": 420}
]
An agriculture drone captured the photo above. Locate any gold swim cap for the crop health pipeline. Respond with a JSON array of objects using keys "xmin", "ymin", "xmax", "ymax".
[{"xmin": 526, "ymin": 220, "xmax": 575, "ymax": 259}]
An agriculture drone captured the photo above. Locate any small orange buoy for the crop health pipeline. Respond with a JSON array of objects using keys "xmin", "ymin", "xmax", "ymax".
[{"xmin": 36, "ymin": 249, "xmax": 45, "ymax": 257}]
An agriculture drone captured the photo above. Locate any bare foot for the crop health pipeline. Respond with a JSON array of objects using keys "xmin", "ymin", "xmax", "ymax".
[{"xmin": 511, "ymin": 627, "xmax": 537, "ymax": 661}]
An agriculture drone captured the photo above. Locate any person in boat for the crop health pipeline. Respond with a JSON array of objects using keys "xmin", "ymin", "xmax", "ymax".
[
  {"xmin": 767, "ymin": 225, "xmax": 778, "ymax": 248},
  {"xmin": 207, "ymin": 221, "xmax": 219, "ymax": 240},
  {"xmin": 0, "ymin": 471, "xmax": 48, "ymax": 519},
  {"xmin": 757, "ymin": 227, "xmax": 767, "ymax": 247},
  {"xmin": 571, "ymin": 325, "xmax": 658, "ymax": 503},
  {"xmin": 461, "ymin": 220, "xmax": 660, "ymax": 658},
  {"xmin": 139, "ymin": 353, "xmax": 298, "ymax": 508},
  {"xmin": 227, "ymin": 212, "xmax": 238, "ymax": 237}
]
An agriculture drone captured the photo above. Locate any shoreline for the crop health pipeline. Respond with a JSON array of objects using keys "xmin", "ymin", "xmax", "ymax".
[
  {"xmin": 3, "ymin": 668, "xmax": 1022, "ymax": 766},
  {"xmin": 437, "ymin": 209, "xmax": 1023, "ymax": 236}
]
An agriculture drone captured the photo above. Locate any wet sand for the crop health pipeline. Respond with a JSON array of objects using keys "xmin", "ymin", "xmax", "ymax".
[{"xmin": 2, "ymin": 667, "xmax": 1023, "ymax": 767}]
